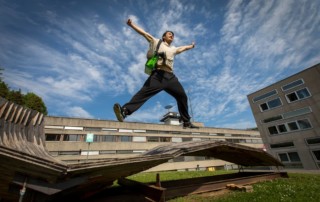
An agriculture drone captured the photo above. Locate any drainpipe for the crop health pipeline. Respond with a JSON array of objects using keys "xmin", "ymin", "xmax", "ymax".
[{"xmin": 19, "ymin": 177, "xmax": 28, "ymax": 202}]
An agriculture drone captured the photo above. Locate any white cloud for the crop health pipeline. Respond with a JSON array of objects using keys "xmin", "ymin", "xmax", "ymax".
[
  {"xmin": 1, "ymin": 0, "xmax": 319, "ymax": 127},
  {"xmin": 125, "ymin": 102, "xmax": 167, "ymax": 123},
  {"xmin": 216, "ymin": 119, "xmax": 256, "ymax": 130},
  {"xmin": 67, "ymin": 106, "xmax": 93, "ymax": 119}
]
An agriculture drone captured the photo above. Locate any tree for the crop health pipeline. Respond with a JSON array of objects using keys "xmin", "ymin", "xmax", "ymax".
[
  {"xmin": 0, "ymin": 81, "xmax": 9, "ymax": 98},
  {"xmin": 0, "ymin": 67, "xmax": 3, "ymax": 81},
  {"xmin": 7, "ymin": 89, "xmax": 24, "ymax": 105},
  {"xmin": 23, "ymin": 92, "xmax": 48, "ymax": 115},
  {"xmin": 0, "ymin": 67, "xmax": 48, "ymax": 114}
]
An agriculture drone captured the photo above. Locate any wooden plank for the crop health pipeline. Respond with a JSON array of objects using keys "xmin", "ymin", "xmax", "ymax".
[{"xmin": 118, "ymin": 177, "xmax": 166, "ymax": 202}]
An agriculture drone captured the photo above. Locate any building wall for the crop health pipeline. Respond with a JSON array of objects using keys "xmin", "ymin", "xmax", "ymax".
[
  {"xmin": 247, "ymin": 63, "xmax": 320, "ymax": 170},
  {"xmin": 44, "ymin": 116, "xmax": 263, "ymax": 171}
]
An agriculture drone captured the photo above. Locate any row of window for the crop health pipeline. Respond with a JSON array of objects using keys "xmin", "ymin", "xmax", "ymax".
[
  {"xmin": 262, "ymin": 107, "xmax": 311, "ymax": 124},
  {"xmin": 51, "ymin": 150, "xmax": 220, "ymax": 163},
  {"xmin": 253, "ymin": 79, "xmax": 304, "ymax": 103},
  {"xmin": 50, "ymin": 149, "xmax": 147, "ymax": 156},
  {"xmin": 268, "ymin": 119, "xmax": 312, "ymax": 135},
  {"xmin": 259, "ymin": 87, "xmax": 311, "ymax": 112},
  {"xmin": 45, "ymin": 133, "xmax": 263, "ymax": 144},
  {"xmin": 271, "ymin": 137, "xmax": 320, "ymax": 168},
  {"xmin": 278, "ymin": 150, "xmax": 320, "ymax": 166},
  {"xmin": 44, "ymin": 126, "xmax": 257, "ymax": 138},
  {"xmin": 278, "ymin": 152, "xmax": 301, "ymax": 163},
  {"xmin": 270, "ymin": 137, "xmax": 320, "ymax": 149}
]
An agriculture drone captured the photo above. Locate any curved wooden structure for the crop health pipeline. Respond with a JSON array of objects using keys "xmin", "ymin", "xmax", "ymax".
[{"xmin": 0, "ymin": 97, "xmax": 283, "ymax": 201}]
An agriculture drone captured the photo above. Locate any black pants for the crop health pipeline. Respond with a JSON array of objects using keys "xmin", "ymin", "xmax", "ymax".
[{"xmin": 123, "ymin": 70, "xmax": 191, "ymax": 122}]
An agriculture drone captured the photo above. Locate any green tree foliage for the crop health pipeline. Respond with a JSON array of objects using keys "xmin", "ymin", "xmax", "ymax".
[
  {"xmin": 0, "ymin": 81, "xmax": 9, "ymax": 98},
  {"xmin": 0, "ymin": 67, "xmax": 3, "ymax": 81},
  {"xmin": 24, "ymin": 92, "xmax": 48, "ymax": 115},
  {"xmin": 0, "ymin": 67, "xmax": 48, "ymax": 115},
  {"xmin": 7, "ymin": 89, "xmax": 24, "ymax": 105}
]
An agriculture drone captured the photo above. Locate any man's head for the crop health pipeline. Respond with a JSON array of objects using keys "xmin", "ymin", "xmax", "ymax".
[{"xmin": 162, "ymin": 31, "xmax": 174, "ymax": 44}]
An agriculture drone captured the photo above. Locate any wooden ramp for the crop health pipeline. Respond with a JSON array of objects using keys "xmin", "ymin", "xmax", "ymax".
[{"xmin": 0, "ymin": 97, "xmax": 283, "ymax": 201}]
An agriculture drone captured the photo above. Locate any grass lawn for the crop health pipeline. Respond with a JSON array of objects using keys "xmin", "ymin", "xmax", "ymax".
[{"xmin": 128, "ymin": 171, "xmax": 320, "ymax": 202}]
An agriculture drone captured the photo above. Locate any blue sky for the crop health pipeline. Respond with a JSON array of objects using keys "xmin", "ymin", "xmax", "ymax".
[{"xmin": 1, "ymin": 0, "xmax": 319, "ymax": 129}]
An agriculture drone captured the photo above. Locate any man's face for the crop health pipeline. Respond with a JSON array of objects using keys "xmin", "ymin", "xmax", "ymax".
[{"xmin": 163, "ymin": 32, "xmax": 174, "ymax": 43}]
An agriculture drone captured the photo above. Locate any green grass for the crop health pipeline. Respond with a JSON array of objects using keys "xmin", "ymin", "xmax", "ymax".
[
  {"xmin": 127, "ymin": 170, "xmax": 236, "ymax": 184},
  {"xmin": 127, "ymin": 171, "xmax": 320, "ymax": 202}
]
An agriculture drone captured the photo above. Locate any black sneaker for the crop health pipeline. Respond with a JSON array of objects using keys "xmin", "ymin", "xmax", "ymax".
[
  {"xmin": 113, "ymin": 103, "xmax": 126, "ymax": 122},
  {"xmin": 183, "ymin": 122, "xmax": 199, "ymax": 129}
]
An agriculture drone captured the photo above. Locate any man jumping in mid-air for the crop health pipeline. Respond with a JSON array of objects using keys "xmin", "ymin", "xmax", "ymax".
[{"xmin": 114, "ymin": 19, "xmax": 198, "ymax": 129}]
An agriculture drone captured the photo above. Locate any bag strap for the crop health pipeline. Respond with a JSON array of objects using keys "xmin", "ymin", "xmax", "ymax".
[
  {"xmin": 155, "ymin": 39, "xmax": 167, "ymax": 66},
  {"xmin": 155, "ymin": 39, "xmax": 162, "ymax": 55}
]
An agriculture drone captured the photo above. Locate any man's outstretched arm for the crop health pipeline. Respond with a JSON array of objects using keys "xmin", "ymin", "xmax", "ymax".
[
  {"xmin": 127, "ymin": 19, "xmax": 154, "ymax": 42},
  {"xmin": 176, "ymin": 42, "xmax": 195, "ymax": 54}
]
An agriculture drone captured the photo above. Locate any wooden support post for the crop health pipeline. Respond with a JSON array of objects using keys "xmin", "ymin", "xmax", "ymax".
[{"xmin": 155, "ymin": 173, "xmax": 161, "ymax": 187}]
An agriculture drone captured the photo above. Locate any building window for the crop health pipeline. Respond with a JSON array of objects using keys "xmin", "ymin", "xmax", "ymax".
[
  {"xmin": 268, "ymin": 119, "xmax": 312, "ymax": 135},
  {"xmin": 160, "ymin": 137, "xmax": 171, "ymax": 142},
  {"xmin": 260, "ymin": 97, "xmax": 282, "ymax": 111},
  {"xmin": 64, "ymin": 126, "xmax": 83, "ymax": 131},
  {"xmin": 288, "ymin": 152, "xmax": 301, "ymax": 162},
  {"xmin": 103, "ymin": 135, "xmax": 116, "ymax": 142},
  {"xmin": 234, "ymin": 139, "xmax": 241, "ymax": 143},
  {"xmin": 262, "ymin": 115, "xmax": 283, "ymax": 123},
  {"xmin": 262, "ymin": 107, "xmax": 312, "ymax": 124},
  {"xmin": 282, "ymin": 107, "xmax": 312, "ymax": 119},
  {"xmin": 59, "ymin": 151, "xmax": 80, "ymax": 155},
  {"xmin": 81, "ymin": 151, "xmax": 99, "ymax": 155},
  {"xmin": 287, "ymin": 122, "xmax": 299, "ymax": 131},
  {"xmin": 251, "ymin": 139, "xmax": 263, "ymax": 144},
  {"xmin": 133, "ymin": 150, "xmax": 146, "ymax": 153},
  {"xmin": 286, "ymin": 88, "xmax": 311, "ymax": 103},
  {"xmin": 133, "ymin": 136, "xmax": 147, "ymax": 142},
  {"xmin": 119, "ymin": 129, "xmax": 133, "ymax": 133},
  {"xmin": 120, "ymin": 136, "xmax": 132, "ymax": 142},
  {"xmin": 182, "ymin": 137, "xmax": 192, "ymax": 142},
  {"xmin": 146, "ymin": 130, "xmax": 159, "ymax": 134},
  {"xmin": 268, "ymin": 126, "xmax": 279, "ymax": 135},
  {"xmin": 45, "ymin": 125, "xmax": 64, "ymax": 129},
  {"xmin": 45, "ymin": 134, "xmax": 61, "ymax": 141},
  {"xmin": 282, "ymin": 79, "xmax": 304, "ymax": 91},
  {"xmin": 278, "ymin": 152, "xmax": 301, "ymax": 162},
  {"xmin": 278, "ymin": 124, "xmax": 287, "ymax": 133},
  {"xmin": 270, "ymin": 142, "xmax": 294, "ymax": 149},
  {"xmin": 278, "ymin": 153, "xmax": 289, "ymax": 162},
  {"xmin": 102, "ymin": 128, "xmax": 117, "ymax": 131},
  {"xmin": 171, "ymin": 156, "xmax": 185, "ymax": 162},
  {"xmin": 63, "ymin": 134, "xmax": 83, "ymax": 141},
  {"xmin": 116, "ymin": 150, "xmax": 133, "ymax": 154},
  {"xmin": 133, "ymin": 129, "xmax": 146, "ymax": 133},
  {"xmin": 312, "ymin": 150, "xmax": 320, "ymax": 161},
  {"xmin": 297, "ymin": 119, "xmax": 312, "ymax": 129},
  {"xmin": 312, "ymin": 150, "xmax": 320, "ymax": 169},
  {"xmin": 147, "ymin": 136, "xmax": 159, "ymax": 142},
  {"xmin": 306, "ymin": 137, "xmax": 320, "ymax": 145},
  {"xmin": 94, "ymin": 135, "xmax": 116, "ymax": 142},
  {"xmin": 172, "ymin": 137, "xmax": 182, "ymax": 143},
  {"xmin": 100, "ymin": 150, "xmax": 116, "ymax": 154},
  {"xmin": 84, "ymin": 127, "xmax": 101, "ymax": 131},
  {"xmin": 253, "ymin": 89, "xmax": 277, "ymax": 102}
]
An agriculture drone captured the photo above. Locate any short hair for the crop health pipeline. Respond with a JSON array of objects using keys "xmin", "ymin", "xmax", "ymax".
[{"xmin": 162, "ymin": 31, "xmax": 174, "ymax": 39}]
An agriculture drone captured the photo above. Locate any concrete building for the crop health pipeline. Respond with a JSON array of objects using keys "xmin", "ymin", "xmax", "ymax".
[
  {"xmin": 44, "ymin": 113, "xmax": 263, "ymax": 171},
  {"xmin": 247, "ymin": 63, "xmax": 320, "ymax": 170}
]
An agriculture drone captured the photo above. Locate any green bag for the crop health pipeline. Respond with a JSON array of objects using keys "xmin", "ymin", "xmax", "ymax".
[
  {"xmin": 144, "ymin": 39, "xmax": 162, "ymax": 75},
  {"xmin": 145, "ymin": 55, "xmax": 159, "ymax": 75}
]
